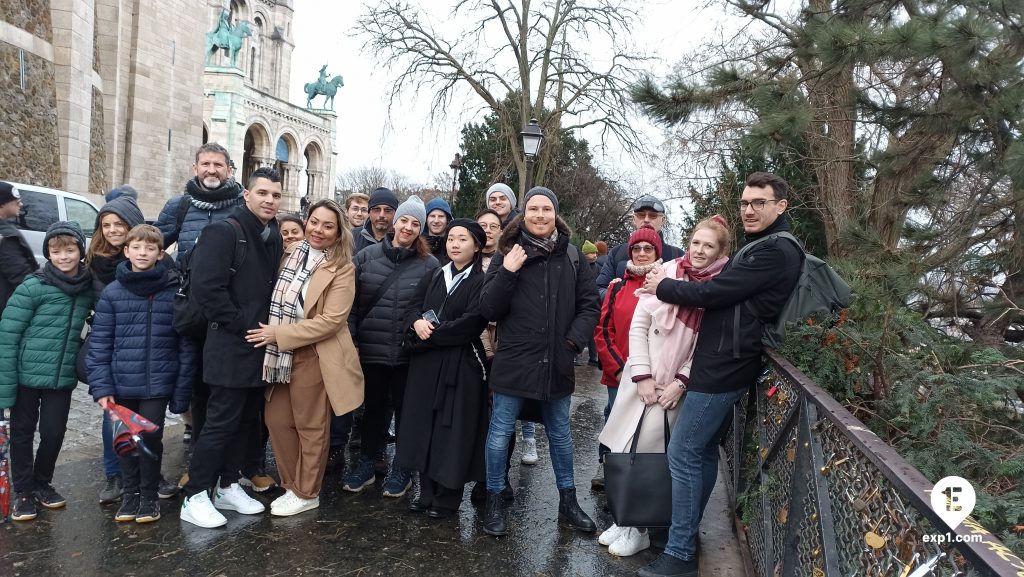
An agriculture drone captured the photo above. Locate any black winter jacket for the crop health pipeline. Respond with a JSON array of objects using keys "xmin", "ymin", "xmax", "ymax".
[
  {"xmin": 654, "ymin": 215, "xmax": 803, "ymax": 394},
  {"xmin": 596, "ymin": 230, "xmax": 684, "ymax": 299},
  {"xmin": 0, "ymin": 220, "xmax": 38, "ymax": 311},
  {"xmin": 351, "ymin": 235, "xmax": 439, "ymax": 366},
  {"xmin": 480, "ymin": 216, "xmax": 600, "ymax": 400},
  {"xmin": 190, "ymin": 206, "xmax": 283, "ymax": 387}
]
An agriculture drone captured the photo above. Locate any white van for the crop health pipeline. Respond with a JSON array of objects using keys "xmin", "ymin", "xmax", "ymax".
[{"xmin": 4, "ymin": 182, "xmax": 101, "ymax": 266}]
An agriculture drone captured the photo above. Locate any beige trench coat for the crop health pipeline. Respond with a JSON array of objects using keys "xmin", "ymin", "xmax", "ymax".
[{"xmin": 271, "ymin": 258, "xmax": 365, "ymax": 416}]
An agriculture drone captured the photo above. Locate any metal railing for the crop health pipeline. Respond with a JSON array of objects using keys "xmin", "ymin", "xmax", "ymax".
[{"xmin": 722, "ymin": 350, "xmax": 1024, "ymax": 577}]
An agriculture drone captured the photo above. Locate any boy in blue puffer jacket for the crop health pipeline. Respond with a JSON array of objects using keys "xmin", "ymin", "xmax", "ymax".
[
  {"xmin": 87, "ymin": 224, "xmax": 196, "ymax": 523},
  {"xmin": 0, "ymin": 221, "xmax": 93, "ymax": 522}
]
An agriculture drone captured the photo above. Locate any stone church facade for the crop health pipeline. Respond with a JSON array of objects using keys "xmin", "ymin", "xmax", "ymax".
[{"xmin": 0, "ymin": 0, "xmax": 336, "ymax": 216}]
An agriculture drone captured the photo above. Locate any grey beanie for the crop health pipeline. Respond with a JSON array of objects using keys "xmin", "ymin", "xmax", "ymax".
[
  {"xmin": 486, "ymin": 183, "xmax": 517, "ymax": 209},
  {"xmin": 97, "ymin": 195, "xmax": 146, "ymax": 231},
  {"xmin": 524, "ymin": 186, "xmax": 559, "ymax": 213},
  {"xmin": 43, "ymin": 220, "xmax": 87, "ymax": 260},
  {"xmin": 393, "ymin": 195, "xmax": 426, "ymax": 230}
]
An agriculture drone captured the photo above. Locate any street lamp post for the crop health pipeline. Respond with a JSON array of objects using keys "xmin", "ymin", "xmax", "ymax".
[
  {"xmin": 520, "ymin": 118, "xmax": 544, "ymax": 191},
  {"xmin": 449, "ymin": 153, "xmax": 462, "ymax": 205}
]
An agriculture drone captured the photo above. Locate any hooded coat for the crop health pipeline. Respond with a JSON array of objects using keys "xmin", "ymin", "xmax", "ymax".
[
  {"xmin": 479, "ymin": 215, "xmax": 600, "ymax": 400},
  {"xmin": 0, "ymin": 220, "xmax": 38, "ymax": 311},
  {"xmin": 86, "ymin": 260, "xmax": 196, "ymax": 412},
  {"xmin": 89, "ymin": 195, "xmax": 147, "ymax": 298}
]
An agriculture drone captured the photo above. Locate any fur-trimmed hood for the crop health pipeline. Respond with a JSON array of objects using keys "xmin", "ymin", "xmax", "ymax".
[{"xmin": 497, "ymin": 214, "xmax": 573, "ymax": 254}]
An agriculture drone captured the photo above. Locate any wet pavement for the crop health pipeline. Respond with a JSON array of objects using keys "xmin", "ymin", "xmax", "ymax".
[{"xmin": 1, "ymin": 366, "xmax": 745, "ymax": 576}]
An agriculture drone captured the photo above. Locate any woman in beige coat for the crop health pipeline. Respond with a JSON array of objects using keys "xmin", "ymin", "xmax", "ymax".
[
  {"xmin": 597, "ymin": 215, "xmax": 732, "ymax": 556},
  {"xmin": 246, "ymin": 199, "xmax": 364, "ymax": 516}
]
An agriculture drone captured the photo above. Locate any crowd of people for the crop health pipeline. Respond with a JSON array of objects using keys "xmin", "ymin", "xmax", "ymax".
[{"xmin": 0, "ymin": 141, "xmax": 804, "ymax": 577}]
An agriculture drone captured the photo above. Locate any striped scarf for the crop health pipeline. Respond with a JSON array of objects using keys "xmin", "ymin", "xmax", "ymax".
[{"xmin": 262, "ymin": 241, "xmax": 326, "ymax": 383}]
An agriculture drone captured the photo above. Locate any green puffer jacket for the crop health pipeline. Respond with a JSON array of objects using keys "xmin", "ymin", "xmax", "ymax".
[{"xmin": 0, "ymin": 275, "xmax": 93, "ymax": 408}]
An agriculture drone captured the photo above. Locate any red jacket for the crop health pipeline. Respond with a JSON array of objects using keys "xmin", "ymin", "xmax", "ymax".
[{"xmin": 593, "ymin": 273, "xmax": 644, "ymax": 388}]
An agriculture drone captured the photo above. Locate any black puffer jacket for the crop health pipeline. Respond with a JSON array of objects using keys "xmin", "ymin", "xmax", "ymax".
[
  {"xmin": 655, "ymin": 215, "xmax": 803, "ymax": 394},
  {"xmin": 480, "ymin": 215, "xmax": 600, "ymax": 400},
  {"xmin": 0, "ymin": 220, "xmax": 38, "ymax": 311},
  {"xmin": 351, "ymin": 235, "xmax": 439, "ymax": 366}
]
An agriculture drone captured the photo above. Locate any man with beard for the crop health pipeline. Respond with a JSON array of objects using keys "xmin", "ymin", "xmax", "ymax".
[
  {"xmin": 153, "ymin": 143, "xmax": 249, "ymax": 499},
  {"xmin": 352, "ymin": 187, "xmax": 398, "ymax": 255}
]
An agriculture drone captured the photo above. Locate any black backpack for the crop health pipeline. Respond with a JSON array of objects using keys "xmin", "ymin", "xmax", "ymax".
[{"xmin": 172, "ymin": 218, "xmax": 246, "ymax": 338}]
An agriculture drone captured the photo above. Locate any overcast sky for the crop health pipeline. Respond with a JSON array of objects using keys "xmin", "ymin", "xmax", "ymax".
[{"xmin": 287, "ymin": 1, "xmax": 735, "ymax": 193}]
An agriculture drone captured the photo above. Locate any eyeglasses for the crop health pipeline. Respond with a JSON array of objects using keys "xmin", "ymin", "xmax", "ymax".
[
  {"xmin": 630, "ymin": 244, "xmax": 657, "ymax": 254},
  {"xmin": 478, "ymin": 223, "xmax": 502, "ymax": 232},
  {"xmin": 350, "ymin": 206, "xmax": 369, "ymax": 214},
  {"xmin": 738, "ymin": 199, "xmax": 781, "ymax": 211}
]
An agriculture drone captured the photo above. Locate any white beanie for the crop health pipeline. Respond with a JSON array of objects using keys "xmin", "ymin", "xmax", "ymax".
[
  {"xmin": 485, "ymin": 183, "xmax": 517, "ymax": 209},
  {"xmin": 393, "ymin": 195, "xmax": 426, "ymax": 230}
]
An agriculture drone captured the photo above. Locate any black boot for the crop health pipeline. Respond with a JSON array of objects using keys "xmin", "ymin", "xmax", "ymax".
[
  {"xmin": 558, "ymin": 487, "xmax": 596, "ymax": 532},
  {"xmin": 482, "ymin": 491, "xmax": 507, "ymax": 536}
]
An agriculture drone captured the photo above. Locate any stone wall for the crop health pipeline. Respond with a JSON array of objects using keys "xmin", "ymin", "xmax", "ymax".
[
  {"xmin": 89, "ymin": 86, "xmax": 106, "ymax": 194},
  {"xmin": 0, "ymin": 41, "xmax": 61, "ymax": 187},
  {"xmin": 92, "ymin": 0, "xmax": 98, "ymax": 71},
  {"xmin": 0, "ymin": 0, "xmax": 53, "ymax": 42}
]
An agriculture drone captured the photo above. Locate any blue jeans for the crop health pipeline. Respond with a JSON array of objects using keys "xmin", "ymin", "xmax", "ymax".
[
  {"xmin": 102, "ymin": 411, "xmax": 120, "ymax": 477},
  {"xmin": 665, "ymin": 388, "xmax": 746, "ymax": 562},
  {"xmin": 486, "ymin": 392, "xmax": 574, "ymax": 491},
  {"xmin": 520, "ymin": 420, "xmax": 535, "ymax": 440},
  {"xmin": 597, "ymin": 386, "xmax": 619, "ymax": 461}
]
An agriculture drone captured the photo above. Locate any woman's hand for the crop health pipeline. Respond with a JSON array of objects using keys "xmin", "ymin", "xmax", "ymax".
[
  {"xmin": 246, "ymin": 323, "xmax": 278, "ymax": 348},
  {"xmin": 413, "ymin": 319, "xmax": 434, "ymax": 340},
  {"xmin": 640, "ymin": 267, "xmax": 667, "ymax": 295},
  {"xmin": 637, "ymin": 378, "xmax": 659, "ymax": 405},
  {"xmin": 97, "ymin": 396, "xmax": 113, "ymax": 410},
  {"xmin": 658, "ymin": 380, "xmax": 684, "ymax": 410},
  {"xmin": 503, "ymin": 244, "xmax": 528, "ymax": 272}
]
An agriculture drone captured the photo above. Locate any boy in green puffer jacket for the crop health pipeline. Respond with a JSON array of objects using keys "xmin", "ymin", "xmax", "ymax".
[{"xmin": 0, "ymin": 221, "xmax": 93, "ymax": 521}]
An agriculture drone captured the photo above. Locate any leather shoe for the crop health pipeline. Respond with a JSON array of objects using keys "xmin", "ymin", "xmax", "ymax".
[
  {"xmin": 557, "ymin": 487, "xmax": 596, "ymax": 532},
  {"xmin": 482, "ymin": 491, "xmax": 507, "ymax": 536},
  {"xmin": 408, "ymin": 499, "xmax": 428, "ymax": 513},
  {"xmin": 637, "ymin": 553, "xmax": 698, "ymax": 577},
  {"xmin": 427, "ymin": 506, "xmax": 455, "ymax": 519}
]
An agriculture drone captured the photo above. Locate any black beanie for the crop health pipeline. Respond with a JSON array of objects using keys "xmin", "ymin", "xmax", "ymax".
[
  {"xmin": 524, "ymin": 186, "xmax": 559, "ymax": 212},
  {"xmin": 446, "ymin": 218, "xmax": 486, "ymax": 250},
  {"xmin": 368, "ymin": 187, "xmax": 399, "ymax": 210}
]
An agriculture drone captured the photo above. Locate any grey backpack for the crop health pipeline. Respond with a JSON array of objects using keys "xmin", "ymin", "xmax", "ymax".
[{"xmin": 734, "ymin": 232, "xmax": 851, "ymax": 349}]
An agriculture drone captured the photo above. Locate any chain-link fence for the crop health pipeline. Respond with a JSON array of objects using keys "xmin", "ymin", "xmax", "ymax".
[{"xmin": 722, "ymin": 351, "xmax": 1024, "ymax": 577}]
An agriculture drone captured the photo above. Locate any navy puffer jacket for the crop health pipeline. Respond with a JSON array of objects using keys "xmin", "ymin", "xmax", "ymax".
[
  {"xmin": 351, "ymin": 235, "xmax": 438, "ymax": 366},
  {"xmin": 154, "ymin": 191, "xmax": 244, "ymax": 266},
  {"xmin": 86, "ymin": 260, "xmax": 196, "ymax": 412}
]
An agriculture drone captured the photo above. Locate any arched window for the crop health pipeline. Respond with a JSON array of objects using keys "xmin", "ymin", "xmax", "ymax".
[{"xmin": 276, "ymin": 137, "xmax": 289, "ymax": 162}]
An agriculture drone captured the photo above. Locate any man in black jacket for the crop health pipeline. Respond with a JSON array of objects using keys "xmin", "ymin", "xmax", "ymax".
[
  {"xmin": 596, "ymin": 194, "xmax": 684, "ymax": 300},
  {"xmin": 479, "ymin": 186, "xmax": 600, "ymax": 537},
  {"xmin": 0, "ymin": 182, "xmax": 37, "ymax": 311},
  {"xmin": 636, "ymin": 172, "xmax": 803, "ymax": 577},
  {"xmin": 179, "ymin": 167, "xmax": 284, "ymax": 529},
  {"xmin": 352, "ymin": 187, "xmax": 398, "ymax": 255}
]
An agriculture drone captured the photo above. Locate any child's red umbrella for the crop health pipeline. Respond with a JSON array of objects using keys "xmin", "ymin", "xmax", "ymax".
[
  {"xmin": 107, "ymin": 403, "xmax": 160, "ymax": 460},
  {"xmin": 0, "ymin": 409, "xmax": 11, "ymax": 521}
]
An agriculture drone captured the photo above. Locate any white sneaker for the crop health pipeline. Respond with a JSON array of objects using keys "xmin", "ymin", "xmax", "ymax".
[
  {"xmin": 180, "ymin": 492, "xmax": 227, "ymax": 528},
  {"xmin": 270, "ymin": 489, "xmax": 320, "ymax": 517},
  {"xmin": 599, "ymin": 523, "xmax": 625, "ymax": 546},
  {"xmin": 521, "ymin": 438, "xmax": 539, "ymax": 465},
  {"xmin": 609, "ymin": 527, "xmax": 651, "ymax": 557},
  {"xmin": 213, "ymin": 483, "xmax": 265, "ymax": 515}
]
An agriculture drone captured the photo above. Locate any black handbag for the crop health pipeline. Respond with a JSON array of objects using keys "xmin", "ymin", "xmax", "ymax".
[{"xmin": 603, "ymin": 406, "xmax": 673, "ymax": 528}]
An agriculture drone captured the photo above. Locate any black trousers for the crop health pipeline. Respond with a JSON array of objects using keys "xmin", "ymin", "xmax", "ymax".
[
  {"xmin": 9, "ymin": 387, "xmax": 72, "ymax": 494},
  {"xmin": 183, "ymin": 385, "xmax": 264, "ymax": 497},
  {"xmin": 420, "ymin": 475, "xmax": 463, "ymax": 512},
  {"xmin": 117, "ymin": 397, "xmax": 168, "ymax": 499},
  {"xmin": 358, "ymin": 363, "xmax": 408, "ymax": 460},
  {"xmin": 242, "ymin": 403, "xmax": 270, "ymax": 476}
]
